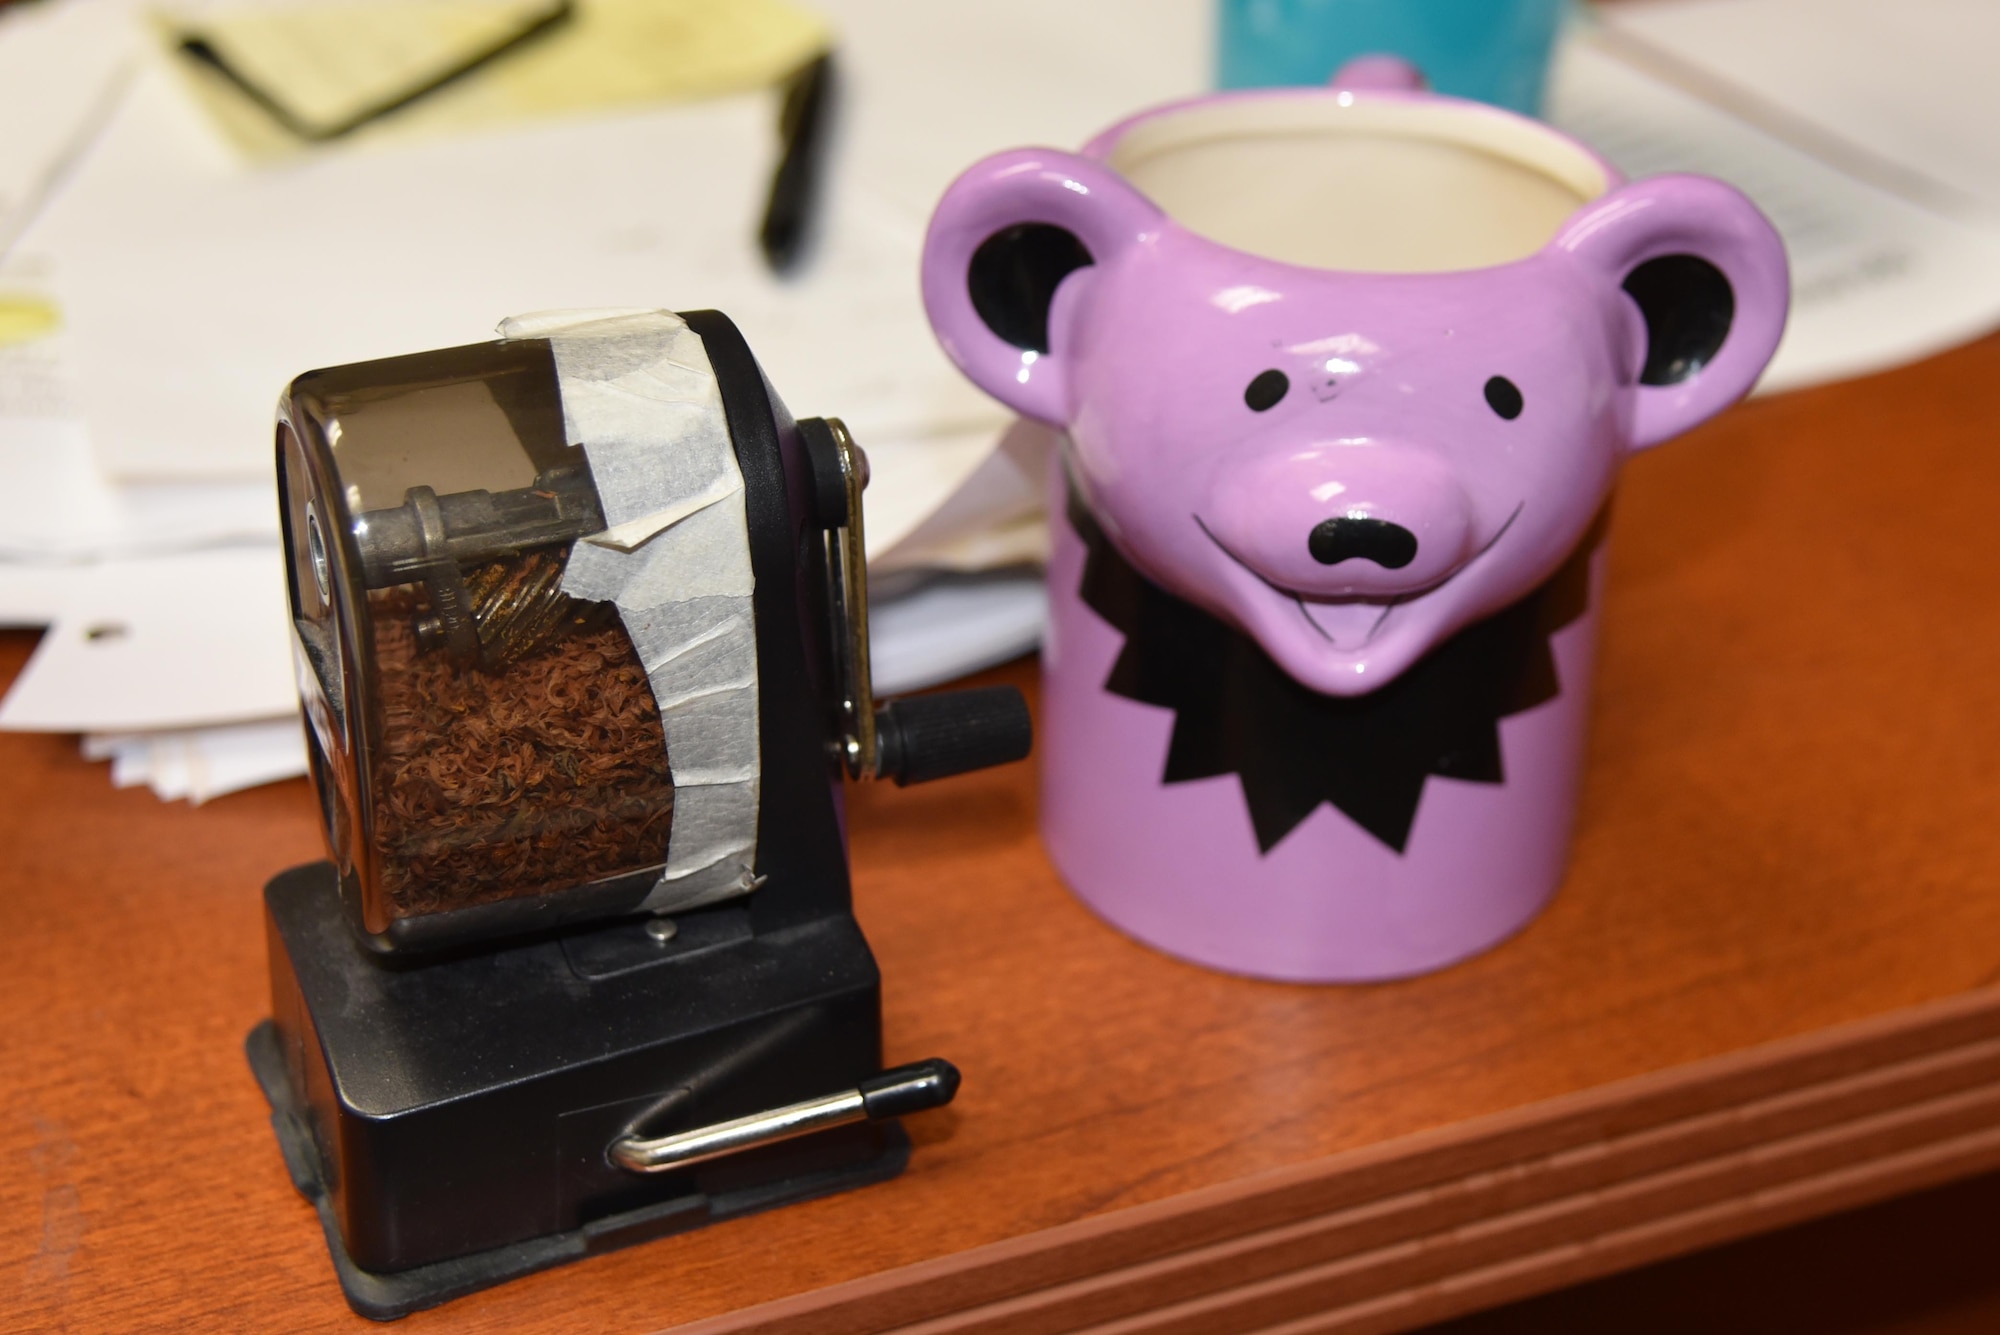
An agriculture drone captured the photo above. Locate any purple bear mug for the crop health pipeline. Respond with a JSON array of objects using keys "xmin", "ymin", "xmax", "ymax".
[{"xmin": 920, "ymin": 61, "xmax": 1788, "ymax": 981}]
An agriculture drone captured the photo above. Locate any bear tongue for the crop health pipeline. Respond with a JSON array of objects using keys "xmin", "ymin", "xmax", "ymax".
[{"xmin": 1297, "ymin": 597, "xmax": 1397, "ymax": 652}]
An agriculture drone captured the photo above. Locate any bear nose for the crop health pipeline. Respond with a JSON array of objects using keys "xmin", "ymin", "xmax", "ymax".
[{"xmin": 1308, "ymin": 516, "xmax": 1418, "ymax": 570}]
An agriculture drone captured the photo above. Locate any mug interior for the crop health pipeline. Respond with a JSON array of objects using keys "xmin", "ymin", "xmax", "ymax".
[{"xmin": 1101, "ymin": 94, "xmax": 1613, "ymax": 273}]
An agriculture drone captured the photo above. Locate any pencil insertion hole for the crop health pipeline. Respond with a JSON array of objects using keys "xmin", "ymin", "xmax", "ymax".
[
  {"xmin": 305, "ymin": 503, "xmax": 332, "ymax": 603},
  {"xmin": 84, "ymin": 623, "xmax": 129, "ymax": 643}
]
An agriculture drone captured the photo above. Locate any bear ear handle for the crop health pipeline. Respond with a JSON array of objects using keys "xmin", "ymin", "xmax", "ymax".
[
  {"xmin": 1550, "ymin": 173, "xmax": 1790, "ymax": 450},
  {"xmin": 919, "ymin": 149, "xmax": 1166, "ymax": 425}
]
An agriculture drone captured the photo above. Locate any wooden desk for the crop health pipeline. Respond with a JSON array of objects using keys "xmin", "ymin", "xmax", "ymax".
[{"xmin": 5, "ymin": 334, "xmax": 2000, "ymax": 1333}]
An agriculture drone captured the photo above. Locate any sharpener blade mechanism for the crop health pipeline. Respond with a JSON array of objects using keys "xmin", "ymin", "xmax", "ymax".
[{"xmin": 350, "ymin": 464, "xmax": 605, "ymax": 666}]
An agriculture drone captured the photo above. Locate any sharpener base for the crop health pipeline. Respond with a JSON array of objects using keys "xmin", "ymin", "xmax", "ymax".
[
  {"xmin": 248, "ymin": 1020, "xmax": 910, "ymax": 1321},
  {"xmin": 251, "ymin": 862, "xmax": 907, "ymax": 1320}
]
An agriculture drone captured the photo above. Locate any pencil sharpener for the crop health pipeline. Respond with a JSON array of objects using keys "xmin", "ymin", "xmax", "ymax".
[{"xmin": 252, "ymin": 309, "xmax": 1030, "ymax": 1318}]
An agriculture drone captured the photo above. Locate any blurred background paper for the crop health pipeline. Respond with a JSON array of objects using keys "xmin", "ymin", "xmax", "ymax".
[
  {"xmin": 0, "ymin": 546, "xmax": 295, "ymax": 731},
  {"xmin": 6, "ymin": 0, "xmax": 2000, "ymax": 801},
  {"xmin": 1595, "ymin": 0, "xmax": 2000, "ymax": 227},
  {"xmin": 0, "ymin": 0, "xmax": 1207, "ymax": 799},
  {"xmin": 0, "ymin": 0, "xmax": 140, "ymax": 251},
  {"xmin": 31, "ymin": 0, "xmax": 1208, "ymax": 542},
  {"xmin": 1547, "ymin": 22, "xmax": 2000, "ymax": 393}
]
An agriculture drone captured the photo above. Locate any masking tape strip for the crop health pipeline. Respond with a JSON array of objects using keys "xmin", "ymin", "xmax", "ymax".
[{"xmin": 499, "ymin": 308, "xmax": 759, "ymax": 913}]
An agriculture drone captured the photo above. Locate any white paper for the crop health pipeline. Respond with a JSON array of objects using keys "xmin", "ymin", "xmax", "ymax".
[
  {"xmin": 0, "ymin": 545, "xmax": 294, "ymax": 731},
  {"xmin": 0, "ymin": 414, "xmax": 276, "ymax": 561},
  {"xmin": 874, "ymin": 418, "xmax": 1054, "ymax": 572},
  {"xmin": 0, "ymin": 561, "xmax": 101, "ymax": 628},
  {"xmin": 0, "ymin": 240, "xmax": 279, "ymax": 560},
  {"xmin": 25, "ymin": 0, "xmax": 1208, "ymax": 557},
  {"xmin": 89, "ymin": 714, "xmax": 306, "ymax": 802},
  {"xmin": 35, "ymin": 60, "xmax": 1006, "ymax": 560},
  {"xmin": 0, "ymin": 0, "xmax": 139, "ymax": 253},
  {"xmin": 1546, "ymin": 29, "xmax": 2000, "ymax": 394},
  {"xmin": 869, "ymin": 568, "xmax": 1044, "ymax": 697},
  {"xmin": 1599, "ymin": 0, "xmax": 2000, "ymax": 228}
]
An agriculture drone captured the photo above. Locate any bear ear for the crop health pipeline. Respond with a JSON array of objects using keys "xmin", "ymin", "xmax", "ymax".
[
  {"xmin": 1551, "ymin": 174, "xmax": 1789, "ymax": 450},
  {"xmin": 921, "ymin": 149, "xmax": 1164, "ymax": 424}
]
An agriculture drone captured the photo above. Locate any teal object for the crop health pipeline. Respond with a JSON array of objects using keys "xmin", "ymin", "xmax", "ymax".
[{"xmin": 1217, "ymin": 0, "xmax": 1568, "ymax": 114}]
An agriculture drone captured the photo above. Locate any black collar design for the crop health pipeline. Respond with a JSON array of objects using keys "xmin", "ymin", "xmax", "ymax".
[{"xmin": 1070, "ymin": 487, "xmax": 1604, "ymax": 855}]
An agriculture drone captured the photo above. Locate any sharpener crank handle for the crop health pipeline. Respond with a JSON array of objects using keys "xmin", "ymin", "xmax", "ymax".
[
  {"xmin": 797, "ymin": 416, "xmax": 1033, "ymax": 786},
  {"xmin": 608, "ymin": 1058, "xmax": 961, "ymax": 1174}
]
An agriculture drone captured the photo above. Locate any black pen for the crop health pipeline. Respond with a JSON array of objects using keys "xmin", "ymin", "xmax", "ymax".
[{"xmin": 759, "ymin": 51, "xmax": 835, "ymax": 275}]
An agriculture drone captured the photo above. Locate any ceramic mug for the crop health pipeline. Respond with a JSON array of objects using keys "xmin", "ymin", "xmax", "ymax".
[
  {"xmin": 1217, "ymin": 0, "xmax": 1569, "ymax": 114},
  {"xmin": 920, "ymin": 60, "xmax": 1788, "ymax": 981}
]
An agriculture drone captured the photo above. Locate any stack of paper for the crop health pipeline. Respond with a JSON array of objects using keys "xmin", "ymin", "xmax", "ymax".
[
  {"xmin": 0, "ymin": 1, "xmax": 285, "ymax": 797},
  {"xmin": 86, "ymin": 717, "xmax": 308, "ymax": 803}
]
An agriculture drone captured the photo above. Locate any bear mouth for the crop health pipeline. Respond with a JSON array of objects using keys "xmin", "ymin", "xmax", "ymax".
[{"xmin": 1193, "ymin": 503, "xmax": 1525, "ymax": 652}]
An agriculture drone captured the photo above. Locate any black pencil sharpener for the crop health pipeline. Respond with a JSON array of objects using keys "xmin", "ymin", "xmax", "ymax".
[{"xmin": 249, "ymin": 309, "xmax": 1030, "ymax": 1318}]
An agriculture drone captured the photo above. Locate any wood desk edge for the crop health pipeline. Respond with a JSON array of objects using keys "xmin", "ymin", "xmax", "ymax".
[{"xmin": 667, "ymin": 982, "xmax": 2000, "ymax": 1334}]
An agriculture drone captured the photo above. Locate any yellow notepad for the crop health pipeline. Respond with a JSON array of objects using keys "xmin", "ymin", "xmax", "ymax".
[{"xmin": 164, "ymin": 0, "xmax": 831, "ymax": 157}]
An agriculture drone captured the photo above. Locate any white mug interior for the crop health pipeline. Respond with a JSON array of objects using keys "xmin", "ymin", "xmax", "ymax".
[{"xmin": 1101, "ymin": 93, "xmax": 1614, "ymax": 274}]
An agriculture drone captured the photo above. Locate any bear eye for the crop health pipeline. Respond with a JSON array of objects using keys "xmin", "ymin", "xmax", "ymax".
[
  {"xmin": 1484, "ymin": 375, "xmax": 1523, "ymax": 420},
  {"xmin": 1245, "ymin": 369, "xmax": 1289, "ymax": 412}
]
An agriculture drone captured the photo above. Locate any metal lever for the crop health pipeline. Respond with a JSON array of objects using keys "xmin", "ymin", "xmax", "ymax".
[
  {"xmin": 350, "ymin": 463, "xmax": 608, "ymax": 665},
  {"xmin": 352, "ymin": 463, "xmax": 605, "ymax": 590},
  {"xmin": 816, "ymin": 417, "xmax": 880, "ymax": 780},
  {"xmin": 608, "ymin": 1058, "xmax": 960, "ymax": 1174}
]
